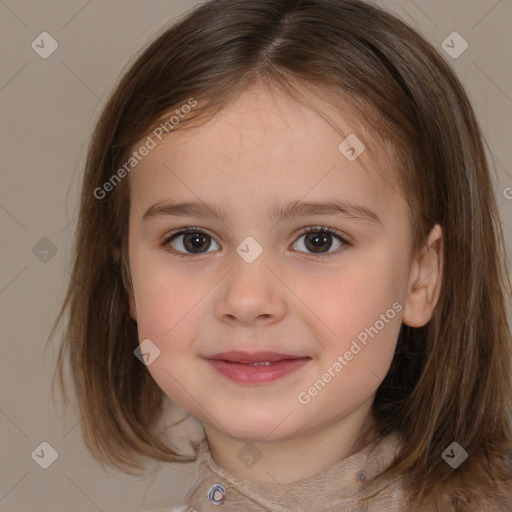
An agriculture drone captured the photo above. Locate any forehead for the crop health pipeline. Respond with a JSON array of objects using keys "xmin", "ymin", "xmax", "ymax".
[{"xmin": 128, "ymin": 85, "xmax": 403, "ymax": 219}]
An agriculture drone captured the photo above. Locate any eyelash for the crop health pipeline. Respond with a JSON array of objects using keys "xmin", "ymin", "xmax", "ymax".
[{"xmin": 161, "ymin": 226, "xmax": 351, "ymax": 260}]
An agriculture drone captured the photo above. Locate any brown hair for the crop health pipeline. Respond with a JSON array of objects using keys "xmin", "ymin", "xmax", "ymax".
[{"xmin": 51, "ymin": 0, "xmax": 512, "ymax": 509}]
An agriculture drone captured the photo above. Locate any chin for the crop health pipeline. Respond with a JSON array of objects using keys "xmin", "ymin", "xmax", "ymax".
[
  {"xmin": 223, "ymin": 424, "xmax": 291, "ymax": 443},
  {"xmin": 210, "ymin": 408, "xmax": 305, "ymax": 443}
]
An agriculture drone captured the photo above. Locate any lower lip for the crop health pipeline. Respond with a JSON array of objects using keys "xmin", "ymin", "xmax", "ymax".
[{"xmin": 205, "ymin": 358, "xmax": 311, "ymax": 384}]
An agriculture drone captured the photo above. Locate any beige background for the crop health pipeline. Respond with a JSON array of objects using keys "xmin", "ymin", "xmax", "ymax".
[{"xmin": 1, "ymin": 1, "xmax": 511, "ymax": 511}]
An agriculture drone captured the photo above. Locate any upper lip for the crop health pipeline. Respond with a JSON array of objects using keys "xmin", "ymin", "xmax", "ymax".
[{"xmin": 205, "ymin": 351, "xmax": 309, "ymax": 363}]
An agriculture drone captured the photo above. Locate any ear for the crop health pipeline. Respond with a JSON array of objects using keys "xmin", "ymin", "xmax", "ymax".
[{"xmin": 402, "ymin": 224, "xmax": 443, "ymax": 328}]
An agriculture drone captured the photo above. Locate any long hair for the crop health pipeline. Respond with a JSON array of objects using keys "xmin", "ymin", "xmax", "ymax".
[{"xmin": 51, "ymin": 0, "xmax": 512, "ymax": 508}]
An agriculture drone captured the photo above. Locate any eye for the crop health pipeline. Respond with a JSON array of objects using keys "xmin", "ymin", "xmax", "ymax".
[
  {"xmin": 162, "ymin": 226, "xmax": 350, "ymax": 259},
  {"xmin": 291, "ymin": 226, "xmax": 349, "ymax": 258},
  {"xmin": 163, "ymin": 227, "xmax": 220, "ymax": 256}
]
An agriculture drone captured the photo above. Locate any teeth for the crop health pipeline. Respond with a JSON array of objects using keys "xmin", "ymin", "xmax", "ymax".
[{"xmin": 250, "ymin": 361, "xmax": 272, "ymax": 366}]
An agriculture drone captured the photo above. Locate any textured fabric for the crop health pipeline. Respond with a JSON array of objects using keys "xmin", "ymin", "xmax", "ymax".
[
  {"xmin": 148, "ymin": 432, "xmax": 512, "ymax": 511},
  {"xmin": 175, "ymin": 431, "xmax": 409, "ymax": 511}
]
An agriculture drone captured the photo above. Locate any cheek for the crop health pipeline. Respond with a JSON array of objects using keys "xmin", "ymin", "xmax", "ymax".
[
  {"xmin": 298, "ymin": 253, "xmax": 405, "ymax": 372},
  {"xmin": 133, "ymin": 278, "xmax": 178, "ymax": 336},
  {"xmin": 130, "ymin": 262, "xmax": 202, "ymax": 408},
  {"xmin": 129, "ymin": 251, "xmax": 200, "ymax": 348},
  {"xmin": 306, "ymin": 255, "xmax": 405, "ymax": 331}
]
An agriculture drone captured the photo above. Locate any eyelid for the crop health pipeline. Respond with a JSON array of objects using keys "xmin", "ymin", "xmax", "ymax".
[
  {"xmin": 298, "ymin": 226, "xmax": 351, "ymax": 244},
  {"xmin": 162, "ymin": 226, "xmax": 214, "ymax": 245}
]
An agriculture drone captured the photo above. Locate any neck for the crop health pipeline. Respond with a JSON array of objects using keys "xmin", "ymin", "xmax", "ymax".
[{"xmin": 203, "ymin": 398, "xmax": 378, "ymax": 484}]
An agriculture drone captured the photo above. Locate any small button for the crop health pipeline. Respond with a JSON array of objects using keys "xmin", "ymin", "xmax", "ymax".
[{"xmin": 208, "ymin": 483, "xmax": 226, "ymax": 505}]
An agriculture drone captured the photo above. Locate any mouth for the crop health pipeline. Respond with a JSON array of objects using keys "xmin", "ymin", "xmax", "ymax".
[{"xmin": 203, "ymin": 351, "xmax": 311, "ymax": 384}]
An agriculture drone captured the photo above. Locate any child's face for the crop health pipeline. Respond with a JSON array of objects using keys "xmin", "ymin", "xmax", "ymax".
[{"xmin": 127, "ymin": 85, "xmax": 417, "ymax": 443}]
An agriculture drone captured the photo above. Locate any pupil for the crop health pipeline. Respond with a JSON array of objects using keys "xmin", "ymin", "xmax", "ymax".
[
  {"xmin": 184, "ymin": 233, "xmax": 209, "ymax": 252},
  {"xmin": 306, "ymin": 232, "xmax": 331, "ymax": 253}
]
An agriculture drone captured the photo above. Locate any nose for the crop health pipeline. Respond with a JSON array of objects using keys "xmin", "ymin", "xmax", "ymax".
[{"xmin": 214, "ymin": 258, "xmax": 287, "ymax": 327}]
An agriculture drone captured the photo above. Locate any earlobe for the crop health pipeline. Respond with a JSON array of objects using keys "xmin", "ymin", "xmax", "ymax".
[{"xmin": 402, "ymin": 224, "xmax": 443, "ymax": 328}]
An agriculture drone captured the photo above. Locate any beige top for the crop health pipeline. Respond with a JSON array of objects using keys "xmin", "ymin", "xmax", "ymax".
[
  {"xmin": 170, "ymin": 431, "xmax": 409, "ymax": 511},
  {"xmin": 154, "ymin": 430, "xmax": 512, "ymax": 511}
]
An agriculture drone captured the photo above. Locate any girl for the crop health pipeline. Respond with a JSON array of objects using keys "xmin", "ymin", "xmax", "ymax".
[{"xmin": 52, "ymin": 0, "xmax": 512, "ymax": 510}]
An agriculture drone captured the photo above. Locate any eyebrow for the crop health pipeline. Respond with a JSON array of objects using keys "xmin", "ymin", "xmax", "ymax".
[{"xmin": 142, "ymin": 199, "xmax": 381, "ymax": 225}]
